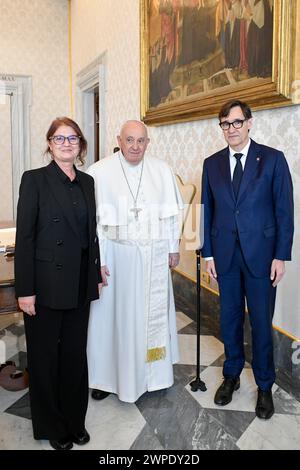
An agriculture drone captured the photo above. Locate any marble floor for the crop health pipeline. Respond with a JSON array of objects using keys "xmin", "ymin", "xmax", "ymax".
[{"xmin": 1, "ymin": 311, "xmax": 300, "ymax": 450}]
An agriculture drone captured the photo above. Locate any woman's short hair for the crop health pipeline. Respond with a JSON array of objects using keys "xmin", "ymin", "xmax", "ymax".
[{"xmin": 45, "ymin": 117, "xmax": 87, "ymax": 166}]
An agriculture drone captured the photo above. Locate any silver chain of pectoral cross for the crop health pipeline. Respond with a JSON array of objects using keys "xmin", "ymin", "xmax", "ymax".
[{"xmin": 118, "ymin": 154, "xmax": 144, "ymax": 220}]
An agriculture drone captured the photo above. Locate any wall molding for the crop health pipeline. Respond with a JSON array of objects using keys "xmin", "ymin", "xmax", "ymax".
[
  {"xmin": 76, "ymin": 53, "xmax": 107, "ymax": 167},
  {"xmin": 0, "ymin": 74, "xmax": 32, "ymax": 218}
]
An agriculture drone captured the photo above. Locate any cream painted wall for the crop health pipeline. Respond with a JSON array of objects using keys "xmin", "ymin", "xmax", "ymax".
[
  {"xmin": 71, "ymin": 0, "xmax": 140, "ymax": 150},
  {"xmin": 0, "ymin": 95, "xmax": 13, "ymax": 220},
  {"xmin": 71, "ymin": 0, "xmax": 300, "ymax": 338},
  {"xmin": 0, "ymin": 0, "xmax": 70, "ymax": 171}
]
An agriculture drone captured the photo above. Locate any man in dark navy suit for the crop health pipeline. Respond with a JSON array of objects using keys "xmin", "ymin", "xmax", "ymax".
[{"xmin": 201, "ymin": 100, "xmax": 294, "ymax": 419}]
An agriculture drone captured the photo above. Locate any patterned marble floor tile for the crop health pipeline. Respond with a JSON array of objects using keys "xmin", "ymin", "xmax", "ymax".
[
  {"xmin": 203, "ymin": 408, "xmax": 255, "ymax": 441},
  {"xmin": 0, "ymin": 329, "xmax": 25, "ymax": 361},
  {"xmin": 2, "ymin": 394, "xmax": 146, "ymax": 451},
  {"xmin": 0, "ymin": 330, "xmax": 19, "ymax": 362},
  {"xmin": 79, "ymin": 394, "xmax": 146, "ymax": 450},
  {"xmin": 186, "ymin": 366, "xmax": 278, "ymax": 412},
  {"xmin": 0, "ymin": 413, "xmax": 43, "ymax": 450},
  {"xmin": 1, "ymin": 312, "xmax": 299, "ymax": 452},
  {"xmin": 209, "ymin": 352, "xmax": 252, "ymax": 369},
  {"xmin": 176, "ymin": 311, "xmax": 193, "ymax": 333},
  {"xmin": 6, "ymin": 351, "xmax": 28, "ymax": 371},
  {"xmin": 178, "ymin": 334, "xmax": 224, "ymax": 366},
  {"xmin": 130, "ymin": 422, "xmax": 164, "ymax": 450},
  {"xmin": 5, "ymin": 320, "xmax": 25, "ymax": 337},
  {"xmin": 191, "ymin": 407, "xmax": 239, "ymax": 450},
  {"xmin": 273, "ymin": 387, "xmax": 300, "ymax": 415},
  {"xmin": 12, "ymin": 334, "xmax": 27, "ymax": 353},
  {"xmin": 237, "ymin": 414, "xmax": 300, "ymax": 450},
  {"xmin": 0, "ymin": 387, "xmax": 28, "ymax": 414},
  {"xmin": 136, "ymin": 383, "xmax": 203, "ymax": 450},
  {"xmin": 0, "ymin": 313, "xmax": 22, "ymax": 333},
  {"xmin": 173, "ymin": 363, "xmax": 206, "ymax": 388},
  {"xmin": 0, "ymin": 340, "xmax": 5, "ymax": 364},
  {"xmin": 5, "ymin": 391, "xmax": 31, "ymax": 419}
]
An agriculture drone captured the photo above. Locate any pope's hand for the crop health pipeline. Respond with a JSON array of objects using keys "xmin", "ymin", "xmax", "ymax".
[
  {"xmin": 101, "ymin": 266, "xmax": 110, "ymax": 286},
  {"xmin": 169, "ymin": 253, "xmax": 180, "ymax": 268}
]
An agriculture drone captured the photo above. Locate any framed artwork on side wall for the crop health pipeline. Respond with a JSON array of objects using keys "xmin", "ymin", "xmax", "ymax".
[{"xmin": 140, "ymin": 0, "xmax": 300, "ymax": 126}]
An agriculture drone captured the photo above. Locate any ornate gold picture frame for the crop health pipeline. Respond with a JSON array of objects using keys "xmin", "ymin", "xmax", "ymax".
[{"xmin": 140, "ymin": 0, "xmax": 300, "ymax": 126}]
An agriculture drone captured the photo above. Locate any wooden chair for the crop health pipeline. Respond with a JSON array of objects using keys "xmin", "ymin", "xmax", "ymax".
[{"xmin": 175, "ymin": 174, "xmax": 196, "ymax": 239}]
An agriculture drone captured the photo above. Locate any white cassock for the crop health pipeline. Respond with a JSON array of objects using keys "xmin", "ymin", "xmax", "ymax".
[{"xmin": 86, "ymin": 152, "xmax": 183, "ymax": 403}]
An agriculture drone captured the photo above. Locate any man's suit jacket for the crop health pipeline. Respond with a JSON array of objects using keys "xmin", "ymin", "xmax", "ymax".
[
  {"xmin": 15, "ymin": 161, "xmax": 101, "ymax": 309},
  {"xmin": 201, "ymin": 139, "xmax": 294, "ymax": 277}
]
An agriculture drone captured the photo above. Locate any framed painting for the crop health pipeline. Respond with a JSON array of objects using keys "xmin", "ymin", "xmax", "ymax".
[{"xmin": 140, "ymin": 0, "xmax": 300, "ymax": 126}]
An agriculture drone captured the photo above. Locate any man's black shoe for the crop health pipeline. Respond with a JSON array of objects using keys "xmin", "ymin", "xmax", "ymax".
[
  {"xmin": 91, "ymin": 389, "xmax": 110, "ymax": 400},
  {"xmin": 71, "ymin": 428, "xmax": 90, "ymax": 445},
  {"xmin": 214, "ymin": 377, "xmax": 240, "ymax": 406},
  {"xmin": 49, "ymin": 437, "xmax": 73, "ymax": 450},
  {"xmin": 255, "ymin": 389, "xmax": 274, "ymax": 419}
]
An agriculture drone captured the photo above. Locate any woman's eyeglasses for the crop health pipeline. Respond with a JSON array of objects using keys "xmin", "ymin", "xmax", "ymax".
[{"xmin": 49, "ymin": 135, "xmax": 81, "ymax": 145}]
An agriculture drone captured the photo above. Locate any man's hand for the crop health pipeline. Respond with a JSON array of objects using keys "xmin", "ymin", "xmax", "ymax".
[
  {"xmin": 270, "ymin": 259, "xmax": 285, "ymax": 287},
  {"xmin": 169, "ymin": 253, "xmax": 180, "ymax": 268},
  {"xmin": 101, "ymin": 265, "xmax": 110, "ymax": 286},
  {"xmin": 18, "ymin": 295, "xmax": 36, "ymax": 316},
  {"xmin": 98, "ymin": 283, "xmax": 103, "ymax": 295},
  {"xmin": 206, "ymin": 259, "xmax": 217, "ymax": 280}
]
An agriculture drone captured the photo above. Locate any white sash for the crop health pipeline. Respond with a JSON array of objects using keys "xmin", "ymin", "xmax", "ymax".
[
  {"xmin": 145, "ymin": 239, "xmax": 169, "ymax": 363},
  {"xmin": 107, "ymin": 234, "xmax": 169, "ymax": 363}
]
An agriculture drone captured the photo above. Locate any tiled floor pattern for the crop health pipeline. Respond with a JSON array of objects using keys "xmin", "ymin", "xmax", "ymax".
[{"xmin": 1, "ymin": 311, "xmax": 300, "ymax": 450}]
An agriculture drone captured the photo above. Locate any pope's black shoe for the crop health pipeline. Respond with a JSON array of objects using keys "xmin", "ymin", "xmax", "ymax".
[
  {"xmin": 49, "ymin": 437, "xmax": 73, "ymax": 450},
  {"xmin": 214, "ymin": 377, "xmax": 240, "ymax": 406},
  {"xmin": 91, "ymin": 389, "xmax": 110, "ymax": 400},
  {"xmin": 71, "ymin": 428, "xmax": 90, "ymax": 445},
  {"xmin": 255, "ymin": 389, "xmax": 274, "ymax": 419}
]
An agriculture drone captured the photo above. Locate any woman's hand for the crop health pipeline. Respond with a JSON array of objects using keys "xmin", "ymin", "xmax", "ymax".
[{"xmin": 18, "ymin": 295, "xmax": 36, "ymax": 316}]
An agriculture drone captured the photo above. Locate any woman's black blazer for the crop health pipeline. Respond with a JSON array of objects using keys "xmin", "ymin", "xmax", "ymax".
[{"xmin": 15, "ymin": 161, "xmax": 101, "ymax": 310}]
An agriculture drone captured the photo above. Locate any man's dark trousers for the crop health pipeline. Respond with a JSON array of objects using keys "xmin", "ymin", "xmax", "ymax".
[{"xmin": 217, "ymin": 241, "xmax": 276, "ymax": 391}]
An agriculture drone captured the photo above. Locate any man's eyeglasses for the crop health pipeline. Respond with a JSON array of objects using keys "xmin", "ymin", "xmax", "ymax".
[
  {"xmin": 219, "ymin": 119, "xmax": 247, "ymax": 131},
  {"xmin": 49, "ymin": 135, "xmax": 81, "ymax": 145}
]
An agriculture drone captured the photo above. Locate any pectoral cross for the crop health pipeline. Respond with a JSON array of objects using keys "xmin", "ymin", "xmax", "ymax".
[{"xmin": 130, "ymin": 205, "xmax": 142, "ymax": 220}]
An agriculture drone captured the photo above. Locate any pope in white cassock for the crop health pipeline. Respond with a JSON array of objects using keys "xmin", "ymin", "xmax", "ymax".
[{"xmin": 86, "ymin": 120, "xmax": 183, "ymax": 403}]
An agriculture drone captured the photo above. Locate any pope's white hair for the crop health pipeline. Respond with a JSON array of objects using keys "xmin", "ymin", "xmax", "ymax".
[{"xmin": 119, "ymin": 120, "xmax": 148, "ymax": 138}]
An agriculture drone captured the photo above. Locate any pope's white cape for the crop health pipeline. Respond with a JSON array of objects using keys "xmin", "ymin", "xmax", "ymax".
[{"xmin": 87, "ymin": 152, "xmax": 183, "ymax": 226}]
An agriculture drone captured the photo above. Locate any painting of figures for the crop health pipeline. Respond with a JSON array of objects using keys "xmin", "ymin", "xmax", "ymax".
[
  {"xmin": 141, "ymin": 0, "xmax": 298, "ymax": 125},
  {"xmin": 148, "ymin": 0, "xmax": 273, "ymax": 107}
]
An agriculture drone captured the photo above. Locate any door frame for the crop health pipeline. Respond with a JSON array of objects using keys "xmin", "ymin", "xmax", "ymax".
[
  {"xmin": 0, "ymin": 74, "xmax": 32, "ymax": 218},
  {"xmin": 76, "ymin": 54, "xmax": 106, "ymax": 168}
]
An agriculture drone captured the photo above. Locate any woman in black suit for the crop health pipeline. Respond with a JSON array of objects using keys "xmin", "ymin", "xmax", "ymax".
[{"xmin": 15, "ymin": 117, "xmax": 101, "ymax": 450}]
